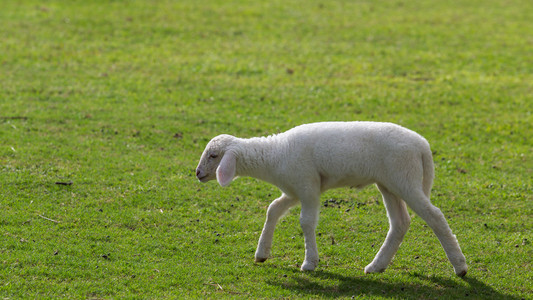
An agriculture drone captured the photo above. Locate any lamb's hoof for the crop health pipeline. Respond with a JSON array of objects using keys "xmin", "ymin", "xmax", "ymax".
[
  {"xmin": 255, "ymin": 257, "xmax": 268, "ymax": 263},
  {"xmin": 364, "ymin": 264, "xmax": 386, "ymax": 274},
  {"xmin": 455, "ymin": 267, "xmax": 468, "ymax": 277},
  {"xmin": 300, "ymin": 261, "xmax": 317, "ymax": 271}
]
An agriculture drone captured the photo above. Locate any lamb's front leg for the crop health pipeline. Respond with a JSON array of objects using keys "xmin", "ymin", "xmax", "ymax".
[
  {"xmin": 299, "ymin": 195, "xmax": 321, "ymax": 271},
  {"xmin": 255, "ymin": 194, "xmax": 298, "ymax": 263}
]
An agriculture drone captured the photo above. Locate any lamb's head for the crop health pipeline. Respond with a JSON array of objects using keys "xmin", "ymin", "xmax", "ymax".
[{"xmin": 196, "ymin": 134, "xmax": 238, "ymax": 187}]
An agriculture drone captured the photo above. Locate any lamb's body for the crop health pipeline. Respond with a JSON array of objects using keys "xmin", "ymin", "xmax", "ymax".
[
  {"xmin": 236, "ymin": 122, "xmax": 432, "ymax": 195},
  {"xmin": 196, "ymin": 122, "xmax": 467, "ymax": 276}
]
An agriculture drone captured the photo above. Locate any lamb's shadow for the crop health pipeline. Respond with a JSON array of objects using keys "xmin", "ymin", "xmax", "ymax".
[{"xmin": 266, "ymin": 267, "xmax": 519, "ymax": 299}]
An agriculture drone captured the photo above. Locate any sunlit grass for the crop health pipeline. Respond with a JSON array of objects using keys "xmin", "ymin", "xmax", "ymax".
[{"xmin": 1, "ymin": 0, "xmax": 531, "ymax": 298}]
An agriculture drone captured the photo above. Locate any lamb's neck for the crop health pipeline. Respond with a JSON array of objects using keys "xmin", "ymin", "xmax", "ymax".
[{"xmin": 235, "ymin": 136, "xmax": 282, "ymax": 182}]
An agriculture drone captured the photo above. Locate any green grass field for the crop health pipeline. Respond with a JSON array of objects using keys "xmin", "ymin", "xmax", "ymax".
[{"xmin": 1, "ymin": 0, "xmax": 531, "ymax": 298}]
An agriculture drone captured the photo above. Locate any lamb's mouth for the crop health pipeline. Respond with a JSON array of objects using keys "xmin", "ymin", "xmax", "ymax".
[{"xmin": 197, "ymin": 175, "xmax": 209, "ymax": 182}]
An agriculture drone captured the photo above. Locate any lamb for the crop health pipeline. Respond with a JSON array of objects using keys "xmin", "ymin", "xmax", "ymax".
[{"xmin": 195, "ymin": 121, "xmax": 468, "ymax": 277}]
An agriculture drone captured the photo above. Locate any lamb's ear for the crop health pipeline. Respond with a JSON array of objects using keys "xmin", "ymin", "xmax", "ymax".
[{"xmin": 216, "ymin": 151, "xmax": 236, "ymax": 187}]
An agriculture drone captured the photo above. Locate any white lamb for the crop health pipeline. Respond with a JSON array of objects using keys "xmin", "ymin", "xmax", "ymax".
[{"xmin": 195, "ymin": 121, "xmax": 468, "ymax": 276}]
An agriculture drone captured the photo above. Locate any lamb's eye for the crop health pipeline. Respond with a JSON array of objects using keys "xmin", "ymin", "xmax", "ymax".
[{"xmin": 209, "ymin": 153, "xmax": 218, "ymax": 159}]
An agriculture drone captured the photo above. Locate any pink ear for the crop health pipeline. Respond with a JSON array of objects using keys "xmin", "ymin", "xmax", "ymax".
[{"xmin": 216, "ymin": 151, "xmax": 236, "ymax": 187}]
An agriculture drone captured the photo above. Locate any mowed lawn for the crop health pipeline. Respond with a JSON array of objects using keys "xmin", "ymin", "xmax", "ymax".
[{"xmin": 1, "ymin": 0, "xmax": 531, "ymax": 298}]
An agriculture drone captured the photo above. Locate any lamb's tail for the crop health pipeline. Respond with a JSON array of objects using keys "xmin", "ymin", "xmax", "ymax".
[{"xmin": 421, "ymin": 150, "xmax": 435, "ymax": 198}]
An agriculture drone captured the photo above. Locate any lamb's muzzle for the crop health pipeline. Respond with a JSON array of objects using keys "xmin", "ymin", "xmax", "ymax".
[{"xmin": 196, "ymin": 168, "xmax": 205, "ymax": 181}]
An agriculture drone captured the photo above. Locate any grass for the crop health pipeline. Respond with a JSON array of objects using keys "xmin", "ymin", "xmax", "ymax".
[{"xmin": 1, "ymin": 0, "xmax": 531, "ymax": 298}]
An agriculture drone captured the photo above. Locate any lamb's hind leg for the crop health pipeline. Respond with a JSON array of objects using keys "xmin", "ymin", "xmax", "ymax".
[
  {"xmin": 255, "ymin": 194, "xmax": 298, "ymax": 263},
  {"xmin": 401, "ymin": 189, "xmax": 468, "ymax": 277},
  {"xmin": 365, "ymin": 184, "xmax": 411, "ymax": 274}
]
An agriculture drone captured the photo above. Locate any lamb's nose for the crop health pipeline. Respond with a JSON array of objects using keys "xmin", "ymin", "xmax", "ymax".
[{"xmin": 196, "ymin": 169, "xmax": 201, "ymax": 177}]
